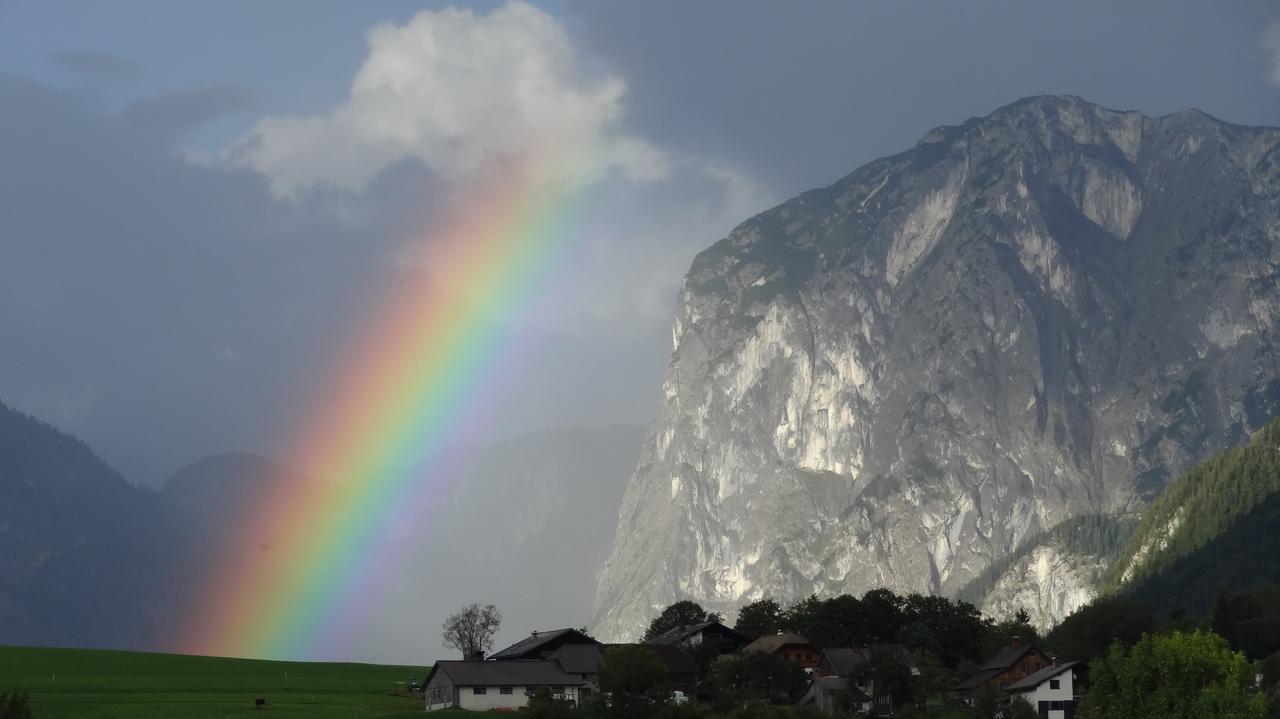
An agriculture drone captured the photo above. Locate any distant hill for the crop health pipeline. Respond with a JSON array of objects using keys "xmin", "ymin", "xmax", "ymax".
[
  {"xmin": 162, "ymin": 452, "xmax": 314, "ymax": 525},
  {"xmin": 0, "ymin": 396, "xmax": 644, "ymax": 660},
  {"xmin": 1106, "ymin": 417, "xmax": 1280, "ymax": 593},
  {"xmin": 1123, "ymin": 491, "xmax": 1280, "ymax": 616},
  {"xmin": 0, "ymin": 400, "xmax": 201, "ymax": 649},
  {"xmin": 1105, "ymin": 417, "xmax": 1280, "ymax": 613}
]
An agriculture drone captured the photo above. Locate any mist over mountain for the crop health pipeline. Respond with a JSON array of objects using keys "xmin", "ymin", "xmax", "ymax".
[
  {"xmin": 160, "ymin": 425, "xmax": 645, "ymax": 662},
  {"xmin": 0, "ymin": 401, "xmax": 199, "ymax": 650},
  {"xmin": 592, "ymin": 95, "xmax": 1280, "ymax": 641},
  {"xmin": 0, "ymin": 397, "xmax": 641, "ymax": 662},
  {"xmin": 380, "ymin": 425, "xmax": 645, "ymax": 659}
]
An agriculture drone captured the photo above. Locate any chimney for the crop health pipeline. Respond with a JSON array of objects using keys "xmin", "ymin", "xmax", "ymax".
[{"xmin": 1011, "ymin": 636, "xmax": 1021, "ymax": 648}]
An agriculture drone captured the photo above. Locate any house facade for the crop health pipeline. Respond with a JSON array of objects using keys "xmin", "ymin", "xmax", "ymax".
[
  {"xmin": 424, "ymin": 660, "xmax": 584, "ymax": 712},
  {"xmin": 1005, "ymin": 661, "xmax": 1088, "ymax": 719}
]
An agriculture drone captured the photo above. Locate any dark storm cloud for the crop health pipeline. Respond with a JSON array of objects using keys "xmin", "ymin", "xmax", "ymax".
[
  {"xmin": 0, "ymin": 74, "xmax": 445, "ymax": 484},
  {"xmin": 570, "ymin": 0, "xmax": 1280, "ymax": 197}
]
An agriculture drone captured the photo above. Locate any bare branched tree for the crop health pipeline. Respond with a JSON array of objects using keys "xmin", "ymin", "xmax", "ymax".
[{"xmin": 441, "ymin": 603, "xmax": 502, "ymax": 660}]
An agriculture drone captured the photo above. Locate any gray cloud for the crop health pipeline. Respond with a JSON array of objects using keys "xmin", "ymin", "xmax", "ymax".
[
  {"xmin": 121, "ymin": 85, "xmax": 256, "ymax": 146},
  {"xmin": 52, "ymin": 49, "xmax": 140, "ymax": 84}
]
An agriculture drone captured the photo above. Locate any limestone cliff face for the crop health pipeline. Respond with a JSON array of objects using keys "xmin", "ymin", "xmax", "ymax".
[
  {"xmin": 590, "ymin": 96, "xmax": 1280, "ymax": 641},
  {"xmin": 978, "ymin": 543, "xmax": 1107, "ymax": 631}
]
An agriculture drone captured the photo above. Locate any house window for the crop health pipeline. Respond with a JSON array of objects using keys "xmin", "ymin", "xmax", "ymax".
[
  {"xmin": 581, "ymin": 688, "xmax": 593, "ymax": 697},
  {"xmin": 473, "ymin": 687, "xmax": 487, "ymax": 695},
  {"xmin": 500, "ymin": 687, "xmax": 513, "ymax": 695},
  {"xmin": 1022, "ymin": 662, "xmax": 1029, "ymax": 674},
  {"xmin": 552, "ymin": 687, "xmax": 565, "ymax": 694},
  {"xmin": 1049, "ymin": 679, "xmax": 1060, "ymax": 690}
]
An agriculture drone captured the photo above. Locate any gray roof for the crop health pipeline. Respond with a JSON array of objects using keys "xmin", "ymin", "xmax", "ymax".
[
  {"xmin": 431, "ymin": 660, "xmax": 584, "ymax": 687},
  {"xmin": 540, "ymin": 643, "xmax": 700, "ymax": 678},
  {"xmin": 955, "ymin": 667, "xmax": 1005, "ymax": 691},
  {"xmin": 798, "ymin": 676, "xmax": 872, "ymax": 705},
  {"xmin": 981, "ymin": 643, "xmax": 1037, "ymax": 671},
  {"xmin": 743, "ymin": 632, "xmax": 816, "ymax": 655},
  {"xmin": 643, "ymin": 622, "xmax": 714, "ymax": 645},
  {"xmin": 489, "ymin": 628, "xmax": 597, "ymax": 660},
  {"xmin": 1005, "ymin": 661, "xmax": 1083, "ymax": 692},
  {"xmin": 821, "ymin": 647, "xmax": 870, "ymax": 677},
  {"xmin": 548, "ymin": 644, "xmax": 604, "ymax": 675}
]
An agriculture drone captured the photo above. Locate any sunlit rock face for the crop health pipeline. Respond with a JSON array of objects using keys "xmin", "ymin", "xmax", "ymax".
[
  {"xmin": 979, "ymin": 544, "xmax": 1105, "ymax": 632},
  {"xmin": 590, "ymin": 96, "xmax": 1280, "ymax": 641}
]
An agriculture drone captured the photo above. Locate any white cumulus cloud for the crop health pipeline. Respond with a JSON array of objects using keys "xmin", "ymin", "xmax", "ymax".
[{"xmin": 234, "ymin": 1, "xmax": 668, "ymax": 193}]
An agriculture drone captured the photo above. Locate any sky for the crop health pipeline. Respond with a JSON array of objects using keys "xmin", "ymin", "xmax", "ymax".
[{"xmin": 2, "ymin": 0, "xmax": 1280, "ymax": 490}]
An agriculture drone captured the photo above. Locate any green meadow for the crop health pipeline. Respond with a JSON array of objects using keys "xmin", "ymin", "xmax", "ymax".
[{"xmin": 0, "ymin": 645, "xmax": 448, "ymax": 718}]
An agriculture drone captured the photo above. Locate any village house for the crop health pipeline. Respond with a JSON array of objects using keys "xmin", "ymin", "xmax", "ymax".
[
  {"xmin": 488, "ymin": 628, "xmax": 600, "ymax": 660},
  {"xmin": 1005, "ymin": 661, "xmax": 1088, "ymax": 719},
  {"xmin": 544, "ymin": 642, "xmax": 700, "ymax": 695},
  {"xmin": 423, "ymin": 660, "xmax": 584, "ymax": 712},
  {"xmin": 807, "ymin": 646, "xmax": 920, "ymax": 716},
  {"xmin": 644, "ymin": 620, "xmax": 750, "ymax": 655},
  {"xmin": 798, "ymin": 675, "xmax": 874, "ymax": 715},
  {"xmin": 955, "ymin": 637, "xmax": 1054, "ymax": 694},
  {"xmin": 489, "ymin": 628, "xmax": 699, "ymax": 696},
  {"xmin": 742, "ymin": 632, "xmax": 822, "ymax": 670}
]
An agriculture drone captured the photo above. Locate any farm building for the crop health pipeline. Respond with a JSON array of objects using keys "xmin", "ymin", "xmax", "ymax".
[{"xmin": 423, "ymin": 660, "xmax": 584, "ymax": 711}]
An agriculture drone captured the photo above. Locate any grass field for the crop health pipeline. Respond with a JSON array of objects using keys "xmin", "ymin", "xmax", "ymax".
[{"xmin": 0, "ymin": 645, "xmax": 447, "ymax": 718}]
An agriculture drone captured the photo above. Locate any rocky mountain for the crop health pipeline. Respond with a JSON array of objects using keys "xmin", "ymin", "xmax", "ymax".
[{"xmin": 591, "ymin": 95, "xmax": 1280, "ymax": 641}]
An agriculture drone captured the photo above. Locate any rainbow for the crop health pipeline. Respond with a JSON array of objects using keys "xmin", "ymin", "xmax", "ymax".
[{"xmin": 181, "ymin": 149, "xmax": 592, "ymax": 660}]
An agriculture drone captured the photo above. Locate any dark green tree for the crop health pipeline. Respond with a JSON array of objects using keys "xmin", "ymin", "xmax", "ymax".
[
  {"xmin": 642, "ymin": 600, "xmax": 722, "ymax": 641},
  {"xmin": 854, "ymin": 644, "xmax": 920, "ymax": 712},
  {"xmin": 971, "ymin": 684, "xmax": 1003, "ymax": 719},
  {"xmin": 735, "ymin": 598, "xmax": 784, "ymax": 640},
  {"xmin": 0, "ymin": 690, "xmax": 31, "ymax": 719},
  {"xmin": 859, "ymin": 588, "xmax": 906, "ymax": 644},
  {"xmin": 980, "ymin": 620, "xmax": 1042, "ymax": 662},
  {"xmin": 808, "ymin": 594, "xmax": 864, "ymax": 648},
  {"xmin": 900, "ymin": 593, "xmax": 988, "ymax": 668},
  {"xmin": 1080, "ymin": 631, "xmax": 1265, "ymax": 719},
  {"xmin": 1045, "ymin": 596, "xmax": 1155, "ymax": 662},
  {"xmin": 1213, "ymin": 592, "xmax": 1238, "ymax": 646},
  {"xmin": 524, "ymin": 688, "xmax": 576, "ymax": 719},
  {"xmin": 1014, "ymin": 607, "xmax": 1032, "ymax": 627},
  {"xmin": 599, "ymin": 645, "xmax": 672, "ymax": 719},
  {"xmin": 709, "ymin": 651, "xmax": 807, "ymax": 704},
  {"xmin": 781, "ymin": 595, "xmax": 824, "ymax": 640},
  {"xmin": 1008, "ymin": 695, "xmax": 1038, "ymax": 719}
]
